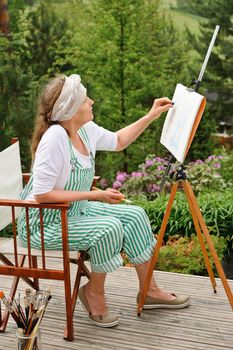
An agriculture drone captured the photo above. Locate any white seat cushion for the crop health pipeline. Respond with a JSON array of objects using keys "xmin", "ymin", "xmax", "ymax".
[{"xmin": 0, "ymin": 237, "xmax": 79, "ymax": 259}]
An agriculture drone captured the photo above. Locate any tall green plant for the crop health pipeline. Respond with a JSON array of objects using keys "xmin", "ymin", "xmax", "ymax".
[
  {"xmin": 0, "ymin": 0, "xmax": 73, "ymax": 168},
  {"xmin": 66, "ymin": 0, "xmax": 190, "ymax": 178}
]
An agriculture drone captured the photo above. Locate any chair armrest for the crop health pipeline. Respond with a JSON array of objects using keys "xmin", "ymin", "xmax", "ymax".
[
  {"xmin": 0, "ymin": 198, "xmax": 69, "ymax": 210},
  {"xmin": 92, "ymin": 176, "xmax": 100, "ymax": 188},
  {"xmin": 22, "ymin": 173, "xmax": 31, "ymax": 184}
]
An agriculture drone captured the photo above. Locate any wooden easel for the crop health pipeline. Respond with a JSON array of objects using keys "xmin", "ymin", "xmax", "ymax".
[{"xmin": 137, "ymin": 166, "xmax": 233, "ymax": 315}]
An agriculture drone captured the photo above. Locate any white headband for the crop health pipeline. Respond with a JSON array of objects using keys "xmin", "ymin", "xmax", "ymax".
[{"xmin": 50, "ymin": 74, "xmax": 87, "ymax": 121}]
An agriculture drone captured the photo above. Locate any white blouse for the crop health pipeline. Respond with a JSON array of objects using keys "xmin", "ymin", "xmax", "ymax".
[{"xmin": 26, "ymin": 122, "xmax": 117, "ymax": 199}]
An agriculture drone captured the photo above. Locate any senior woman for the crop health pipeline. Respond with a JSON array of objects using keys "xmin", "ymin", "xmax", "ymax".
[{"xmin": 18, "ymin": 74, "xmax": 190, "ymax": 328}]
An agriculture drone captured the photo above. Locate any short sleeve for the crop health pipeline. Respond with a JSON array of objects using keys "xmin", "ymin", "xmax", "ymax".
[
  {"xmin": 85, "ymin": 121, "xmax": 117, "ymax": 151},
  {"xmin": 33, "ymin": 126, "xmax": 66, "ymax": 195}
]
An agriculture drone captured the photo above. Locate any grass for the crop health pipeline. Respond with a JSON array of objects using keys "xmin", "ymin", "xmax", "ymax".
[
  {"xmin": 51, "ymin": 0, "xmax": 207, "ymax": 36},
  {"xmin": 159, "ymin": 0, "xmax": 207, "ymax": 34}
]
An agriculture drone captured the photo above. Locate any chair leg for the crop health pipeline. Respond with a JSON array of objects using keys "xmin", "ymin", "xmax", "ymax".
[
  {"xmin": 32, "ymin": 256, "xmax": 40, "ymax": 291},
  {"xmin": 63, "ymin": 273, "xmax": 74, "ymax": 341},
  {"xmin": 0, "ymin": 255, "xmax": 26, "ymax": 332}
]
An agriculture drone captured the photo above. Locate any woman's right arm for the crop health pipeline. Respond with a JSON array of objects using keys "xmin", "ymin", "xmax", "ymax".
[{"xmin": 35, "ymin": 188, "xmax": 124, "ymax": 204}]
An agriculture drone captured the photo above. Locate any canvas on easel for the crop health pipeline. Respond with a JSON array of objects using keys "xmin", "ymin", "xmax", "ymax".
[{"xmin": 160, "ymin": 83, "xmax": 206, "ymax": 163}]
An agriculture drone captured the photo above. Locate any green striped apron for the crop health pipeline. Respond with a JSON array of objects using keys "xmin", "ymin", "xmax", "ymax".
[{"xmin": 18, "ymin": 127, "xmax": 94, "ymax": 245}]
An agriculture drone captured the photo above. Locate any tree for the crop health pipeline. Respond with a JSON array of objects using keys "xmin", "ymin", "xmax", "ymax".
[
  {"xmin": 185, "ymin": 0, "xmax": 233, "ymax": 159},
  {"xmin": 69, "ymin": 0, "xmax": 190, "ymax": 178},
  {"xmin": 0, "ymin": 0, "xmax": 9, "ymax": 34},
  {"xmin": 0, "ymin": 0, "xmax": 73, "ymax": 168},
  {"xmin": 188, "ymin": 1, "xmax": 233, "ymax": 124}
]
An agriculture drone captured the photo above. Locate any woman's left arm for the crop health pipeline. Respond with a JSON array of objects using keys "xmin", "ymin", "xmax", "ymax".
[{"xmin": 115, "ymin": 97, "xmax": 173, "ymax": 151}]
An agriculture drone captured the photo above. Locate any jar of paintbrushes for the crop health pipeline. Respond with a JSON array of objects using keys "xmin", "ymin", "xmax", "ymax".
[{"xmin": 0, "ymin": 288, "xmax": 52, "ymax": 350}]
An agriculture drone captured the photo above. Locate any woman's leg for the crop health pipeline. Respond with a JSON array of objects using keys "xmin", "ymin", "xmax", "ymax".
[
  {"xmin": 84, "ymin": 272, "xmax": 108, "ymax": 315},
  {"xmin": 135, "ymin": 260, "xmax": 176, "ymax": 301}
]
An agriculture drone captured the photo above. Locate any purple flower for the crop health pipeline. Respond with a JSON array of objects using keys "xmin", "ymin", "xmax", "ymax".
[
  {"xmin": 195, "ymin": 159, "xmax": 204, "ymax": 164},
  {"xmin": 131, "ymin": 171, "xmax": 144, "ymax": 177},
  {"xmin": 145, "ymin": 160, "xmax": 154, "ymax": 167},
  {"xmin": 213, "ymin": 163, "xmax": 221, "ymax": 169},
  {"xmin": 154, "ymin": 156, "xmax": 165, "ymax": 163},
  {"xmin": 157, "ymin": 165, "xmax": 165, "ymax": 171},
  {"xmin": 217, "ymin": 155, "xmax": 224, "ymax": 159},
  {"xmin": 147, "ymin": 184, "xmax": 160, "ymax": 193},
  {"xmin": 116, "ymin": 172, "xmax": 128, "ymax": 182},
  {"xmin": 207, "ymin": 155, "xmax": 216, "ymax": 161},
  {"xmin": 112, "ymin": 181, "xmax": 123, "ymax": 189}
]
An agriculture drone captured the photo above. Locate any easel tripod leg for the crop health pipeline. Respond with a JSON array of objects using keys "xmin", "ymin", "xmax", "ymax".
[
  {"xmin": 185, "ymin": 182, "xmax": 233, "ymax": 310},
  {"xmin": 137, "ymin": 182, "xmax": 179, "ymax": 316},
  {"xmin": 182, "ymin": 182, "xmax": 217, "ymax": 292}
]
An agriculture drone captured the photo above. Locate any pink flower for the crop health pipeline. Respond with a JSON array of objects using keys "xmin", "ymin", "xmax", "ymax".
[
  {"xmin": 145, "ymin": 160, "xmax": 154, "ymax": 167},
  {"xmin": 195, "ymin": 159, "xmax": 204, "ymax": 164},
  {"xmin": 147, "ymin": 184, "xmax": 160, "ymax": 193},
  {"xmin": 154, "ymin": 156, "xmax": 165, "ymax": 163},
  {"xmin": 207, "ymin": 155, "xmax": 216, "ymax": 161},
  {"xmin": 213, "ymin": 163, "xmax": 221, "ymax": 169},
  {"xmin": 131, "ymin": 172, "xmax": 144, "ymax": 177},
  {"xmin": 112, "ymin": 181, "xmax": 123, "ymax": 189},
  {"xmin": 157, "ymin": 165, "xmax": 165, "ymax": 171},
  {"xmin": 116, "ymin": 172, "xmax": 128, "ymax": 182}
]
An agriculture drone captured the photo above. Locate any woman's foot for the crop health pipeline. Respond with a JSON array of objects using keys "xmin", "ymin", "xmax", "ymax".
[
  {"xmin": 137, "ymin": 287, "xmax": 191, "ymax": 309},
  {"xmin": 78, "ymin": 285, "xmax": 119, "ymax": 327},
  {"xmin": 147, "ymin": 287, "xmax": 176, "ymax": 301}
]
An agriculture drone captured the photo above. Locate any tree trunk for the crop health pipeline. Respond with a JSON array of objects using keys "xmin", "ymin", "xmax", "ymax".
[{"xmin": 0, "ymin": 0, "xmax": 9, "ymax": 35}]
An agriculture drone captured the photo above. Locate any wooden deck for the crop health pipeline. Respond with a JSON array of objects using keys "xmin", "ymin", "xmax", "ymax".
[{"xmin": 0, "ymin": 252, "xmax": 233, "ymax": 349}]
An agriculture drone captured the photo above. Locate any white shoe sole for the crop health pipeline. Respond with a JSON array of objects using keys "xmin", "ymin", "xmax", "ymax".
[
  {"xmin": 79, "ymin": 300, "xmax": 119, "ymax": 327},
  {"xmin": 143, "ymin": 299, "xmax": 191, "ymax": 309}
]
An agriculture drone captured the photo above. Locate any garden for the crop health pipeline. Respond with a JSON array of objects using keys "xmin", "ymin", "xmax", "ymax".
[
  {"xmin": 0, "ymin": 0, "xmax": 233, "ymax": 279},
  {"xmin": 106, "ymin": 151, "xmax": 233, "ymax": 278}
]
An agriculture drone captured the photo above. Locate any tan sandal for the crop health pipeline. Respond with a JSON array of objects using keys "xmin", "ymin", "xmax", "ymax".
[
  {"xmin": 137, "ymin": 292, "xmax": 191, "ymax": 309},
  {"xmin": 78, "ymin": 286, "xmax": 119, "ymax": 327}
]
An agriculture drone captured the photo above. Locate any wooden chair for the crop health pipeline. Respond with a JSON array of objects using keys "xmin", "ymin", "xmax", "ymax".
[{"xmin": 0, "ymin": 139, "xmax": 97, "ymax": 341}]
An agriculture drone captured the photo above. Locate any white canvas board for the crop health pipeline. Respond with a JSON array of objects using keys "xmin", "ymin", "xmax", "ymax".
[
  {"xmin": 160, "ymin": 83, "xmax": 205, "ymax": 163},
  {"xmin": 0, "ymin": 142, "xmax": 23, "ymax": 231}
]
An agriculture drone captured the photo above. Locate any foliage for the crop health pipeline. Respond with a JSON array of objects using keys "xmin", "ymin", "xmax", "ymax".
[
  {"xmin": 185, "ymin": 154, "xmax": 228, "ymax": 194},
  {"xmin": 0, "ymin": 0, "xmax": 72, "ymax": 168},
  {"xmin": 156, "ymin": 234, "xmax": 226, "ymax": 276},
  {"xmin": 187, "ymin": 1, "xmax": 233, "ymax": 126},
  {"xmin": 219, "ymin": 151, "xmax": 233, "ymax": 184},
  {"xmin": 122, "ymin": 234, "xmax": 227, "ymax": 276},
  {"xmin": 66, "ymin": 0, "xmax": 191, "ymax": 177},
  {"xmin": 111, "ymin": 153, "xmax": 228, "ymax": 198},
  {"xmin": 132, "ymin": 189, "xmax": 233, "ymax": 255}
]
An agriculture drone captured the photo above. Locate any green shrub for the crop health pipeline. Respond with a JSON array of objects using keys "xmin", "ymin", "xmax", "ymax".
[
  {"xmin": 220, "ymin": 151, "xmax": 233, "ymax": 184},
  {"xmin": 156, "ymin": 234, "xmax": 226, "ymax": 276},
  {"xmin": 132, "ymin": 189, "xmax": 233, "ymax": 255}
]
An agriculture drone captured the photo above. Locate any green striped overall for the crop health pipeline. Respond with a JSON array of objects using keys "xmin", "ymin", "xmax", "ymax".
[{"xmin": 18, "ymin": 128, "xmax": 156, "ymax": 273}]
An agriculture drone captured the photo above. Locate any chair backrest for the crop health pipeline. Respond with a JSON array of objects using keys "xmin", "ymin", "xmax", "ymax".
[{"xmin": 0, "ymin": 141, "xmax": 23, "ymax": 230}]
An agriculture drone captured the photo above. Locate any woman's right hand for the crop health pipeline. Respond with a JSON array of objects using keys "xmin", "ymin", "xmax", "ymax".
[{"xmin": 92, "ymin": 188, "xmax": 125, "ymax": 204}]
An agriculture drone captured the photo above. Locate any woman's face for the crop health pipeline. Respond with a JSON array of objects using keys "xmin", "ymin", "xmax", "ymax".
[{"xmin": 75, "ymin": 97, "xmax": 94, "ymax": 124}]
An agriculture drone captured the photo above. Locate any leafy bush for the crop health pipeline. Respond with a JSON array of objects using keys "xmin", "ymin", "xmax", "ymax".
[
  {"xmin": 111, "ymin": 154, "xmax": 227, "ymax": 198},
  {"xmin": 132, "ymin": 190, "xmax": 233, "ymax": 255},
  {"xmin": 220, "ymin": 151, "xmax": 233, "ymax": 184},
  {"xmin": 156, "ymin": 234, "xmax": 226, "ymax": 276},
  {"xmin": 122, "ymin": 234, "xmax": 226, "ymax": 276}
]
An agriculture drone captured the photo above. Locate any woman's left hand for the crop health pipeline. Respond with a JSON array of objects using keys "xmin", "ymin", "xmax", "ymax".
[{"xmin": 147, "ymin": 97, "xmax": 173, "ymax": 121}]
